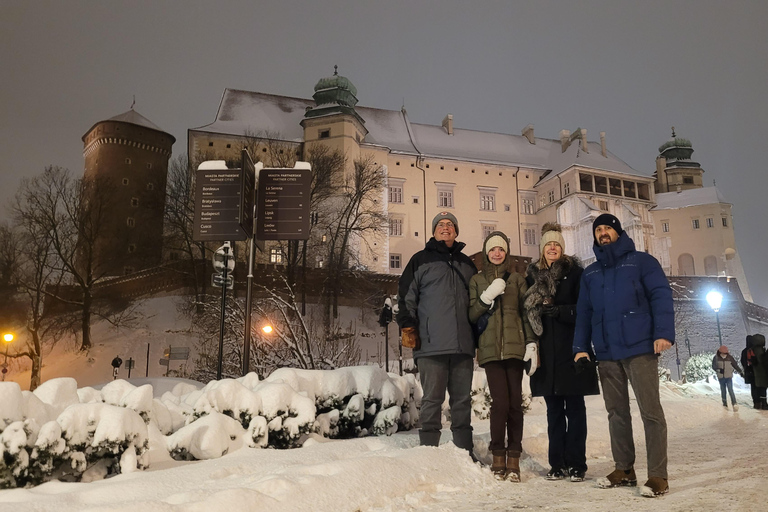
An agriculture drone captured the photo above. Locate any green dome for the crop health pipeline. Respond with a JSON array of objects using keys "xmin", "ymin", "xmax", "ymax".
[
  {"xmin": 658, "ymin": 137, "xmax": 694, "ymax": 160},
  {"xmin": 312, "ymin": 66, "xmax": 358, "ymax": 108}
]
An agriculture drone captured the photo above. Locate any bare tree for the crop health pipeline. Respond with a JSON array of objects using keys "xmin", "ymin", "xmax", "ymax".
[
  {"xmin": 320, "ymin": 155, "xmax": 387, "ymax": 325},
  {"xmin": 13, "ymin": 166, "xmax": 116, "ymax": 351}
]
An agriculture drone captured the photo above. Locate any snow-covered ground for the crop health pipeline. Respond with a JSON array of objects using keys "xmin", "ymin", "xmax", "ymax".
[
  {"xmin": 1, "ymin": 376, "xmax": 765, "ymax": 511},
  {"xmin": 2, "ymin": 296, "xmax": 767, "ymax": 511}
]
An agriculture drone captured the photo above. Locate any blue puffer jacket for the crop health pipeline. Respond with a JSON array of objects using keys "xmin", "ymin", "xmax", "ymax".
[{"xmin": 573, "ymin": 232, "xmax": 675, "ymax": 361}]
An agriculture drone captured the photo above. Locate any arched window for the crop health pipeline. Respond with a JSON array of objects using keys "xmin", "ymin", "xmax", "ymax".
[{"xmin": 678, "ymin": 253, "xmax": 695, "ymax": 276}]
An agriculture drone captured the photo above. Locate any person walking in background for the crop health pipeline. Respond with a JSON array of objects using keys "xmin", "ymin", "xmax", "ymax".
[
  {"xmin": 712, "ymin": 345, "xmax": 743, "ymax": 411},
  {"xmin": 524, "ymin": 223, "xmax": 599, "ymax": 483},
  {"xmin": 468, "ymin": 231, "xmax": 537, "ymax": 482},
  {"xmin": 397, "ymin": 212, "xmax": 478, "ymax": 456},
  {"xmin": 573, "ymin": 214, "xmax": 675, "ymax": 498},
  {"xmin": 741, "ymin": 334, "xmax": 768, "ymax": 410}
]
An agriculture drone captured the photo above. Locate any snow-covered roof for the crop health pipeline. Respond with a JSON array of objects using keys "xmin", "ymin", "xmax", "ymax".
[
  {"xmin": 108, "ymin": 109, "xmax": 165, "ymax": 132},
  {"xmin": 652, "ymin": 186, "xmax": 730, "ymax": 210},
  {"xmin": 84, "ymin": 109, "xmax": 174, "ymax": 141},
  {"xmin": 191, "ymin": 89, "xmax": 645, "ymax": 178}
]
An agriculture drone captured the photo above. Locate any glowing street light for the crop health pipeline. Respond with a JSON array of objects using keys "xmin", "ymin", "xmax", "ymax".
[
  {"xmin": 706, "ymin": 291, "xmax": 724, "ymax": 347},
  {"xmin": 261, "ymin": 325, "xmax": 273, "ymax": 335},
  {"xmin": 2, "ymin": 333, "xmax": 13, "ymax": 381}
]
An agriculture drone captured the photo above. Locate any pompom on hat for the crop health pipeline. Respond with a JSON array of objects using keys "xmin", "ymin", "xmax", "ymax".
[{"xmin": 540, "ymin": 222, "xmax": 565, "ymax": 253}]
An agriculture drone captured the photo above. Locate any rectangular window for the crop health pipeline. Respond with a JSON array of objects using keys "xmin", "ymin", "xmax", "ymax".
[
  {"xmin": 319, "ymin": 129, "xmax": 330, "ymax": 139},
  {"xmin": 579, "ymin": 173, "xmax": 593, "ymax": 192},
  {"xmin": 127, "ymin": 244, "xmax": 136, "ymax": 253},
  {"xmin": 637, "ymin": 183, "xmax": 650, "ymax": 200},
  {"xmin": 480, "ymin": 193, "xmax": 495, "ymax": 211},
  {"xmin": 126, "ymin": 217, "xmax": 135, "ymax": 228},
  {"xmin": 522, "ymin": 198, "xmax": 535, "ymax": 214},
  {"xmin": 412, "ymin": 196, "xmax": 419, "ymax": 204},
  {"xmin": 623, "ymin": 181, "xmax": 637, "ymax": 198},
  {"xmin": 388, "ymin": 185, "xmax": 403, "ymax": 204},
  {"xmin": 524, "ymin": 228, "xmax": 536, "ymax": 246},
  {"xmin": 595, "ymin": 176, "xmax": 608, "ymax": 194},
  {"xmin": 482, "ymin": 224, "xmax": 496, "ymax": 239},
  {"xmin": 389, "ymin": 254, "xmax": 401, "ymax": 269},
  {"xmin": 683, "ymin": 176, "xmax": 694, "ymax": 184},
  {"xmin": 706, "ymin": 217, "xmax": 714, "ymax": 228},
  {"xmin": 438, "ymin": 190, "xmax": 453, "ymax": 208},
  {"xmin": 548, "ymin": 190, "xmax": 555, "ymax": 203},
  {"xmin": 131, "ymin": 197, "xmax": 139, "ymax": 207},
  {"xmin": 722, "ymin": 216, "xmax": 728, "ymax": 227},
  {"xmin": 609, "ymin": 178, "xmax": 622, "ymax": 196},
  {"xmin": 389, "ymin": 218, "xmax": 403, "ymax": 236},
  {"xmin": 563, "ymin": 182, "xmax": 570, "ymax": 195},
  {"xmin": 599, "ymin": 200, "xmax": 609, "ymax": 211},
  {"xmin": 504, "ymin": 204, "xmax": 510, "ymax": 212},
  {"xmin": 270, "ymin": 248, "xmax": 283, "ymax": 264},
  {"xmin": 692, "ymin": 219, "xmax": 700, "ymax": 229},
  {"xmin": 661, "ymin": 221, "xmax": 670, "ymax": 233}
]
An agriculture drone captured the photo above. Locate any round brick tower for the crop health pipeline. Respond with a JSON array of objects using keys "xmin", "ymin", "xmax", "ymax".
[{"xmin": 82, "ymin": 109, "xmax": 175, "ymax": 276}]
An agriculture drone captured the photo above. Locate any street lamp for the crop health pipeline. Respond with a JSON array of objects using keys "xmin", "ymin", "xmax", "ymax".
[
  {"xmin": 706, "ymin": 290, "xmax": 724, "ymax": 348},
  {"xmin": 2, "ymin": 333, "xmax": 13, "ymax": 381}
]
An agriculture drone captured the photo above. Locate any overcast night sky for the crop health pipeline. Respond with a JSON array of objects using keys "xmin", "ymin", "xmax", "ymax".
[{"xmin": 2, "ymin": 0, "xmax": 767, "ymax": 307}]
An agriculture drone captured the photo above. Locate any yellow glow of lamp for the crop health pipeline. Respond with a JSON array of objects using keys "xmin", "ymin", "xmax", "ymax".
[
  {"xmin": 261, "ymin": 325, "xmax": 273, "ymax": 334},
  {"xmin": 3, "ymin": 333, "xmax": 12, "ymax": 343}
]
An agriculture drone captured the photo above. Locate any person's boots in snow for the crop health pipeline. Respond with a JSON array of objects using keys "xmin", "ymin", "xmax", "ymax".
[
  {"xmin": 597, "ymin": 468, "xmax": 637, "ymax": 488},
  {"xmin": 505, "ymin": 451, "xmax": 521, "ymax": 482},
  {"xmin": 640, "ymin": 476, "xmax": 669, "ymax": 497},
  {"xmin": 490, "ymin": 450, "xmax": 506, "ymax": 479}
]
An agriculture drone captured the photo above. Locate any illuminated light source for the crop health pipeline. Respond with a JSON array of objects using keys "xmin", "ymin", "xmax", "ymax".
[
  {"xmin": 261, "ymin": 325, "xmax": 273, "ymax": 334},
  {"xmin": 705, "ymin": 290, "xmax": 724, "ymax": 347}
]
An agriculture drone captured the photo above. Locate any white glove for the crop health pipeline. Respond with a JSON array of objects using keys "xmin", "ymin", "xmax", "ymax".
[
  {"xmin": 523, "ymin": 343, "xmax": 538, "ymax": 376},
  {"xmin": 480, "ymin": 278, "xmax": 506, "ymax": 305}
]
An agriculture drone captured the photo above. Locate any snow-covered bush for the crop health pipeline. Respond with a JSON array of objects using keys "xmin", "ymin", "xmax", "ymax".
[{"xmin": 684, "ymin": 352, "xmax": 716, "ymax": 383}]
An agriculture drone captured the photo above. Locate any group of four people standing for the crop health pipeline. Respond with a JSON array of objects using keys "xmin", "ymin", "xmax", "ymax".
[{"xmin": 397, "ymin": 211, "xmax": 674, "ymax": 498}]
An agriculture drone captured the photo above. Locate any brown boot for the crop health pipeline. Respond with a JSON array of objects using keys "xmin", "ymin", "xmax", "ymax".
[
  {"xmin": 490, "ymin": 450, "xmax": 506, "ymax": 479},
  {"xmin": 505, "ymin": 451, "xmax": 521, "ymax": 482}
]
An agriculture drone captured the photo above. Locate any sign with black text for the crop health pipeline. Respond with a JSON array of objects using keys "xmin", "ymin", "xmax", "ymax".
[
  {"xmin": 192, "ymin": 161, "xmax": 253, "ymax": 242},
  {"xmin": 256, "ymin": 168, "xmax": 312, "ymax": 240}
]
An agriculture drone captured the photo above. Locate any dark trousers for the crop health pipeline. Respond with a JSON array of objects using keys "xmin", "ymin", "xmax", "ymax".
[
  {"xmin": 750, "ymin": 385, "xmax": 767, "ymax": 408},
  {"xmin": 417, "ymin": 354, "xmax": 474, "ymax": 450},
  {"xmin": 543, "ymin": 395, "xmax": 588, "ymax": 471},
  {"xmin": 719, "ymin": 378, "xmax": 737, "ymax": 406},
  {"xmin": 484, "ymin": 358, "xmax": 524, "ymax": 455},
  {"xmin": 598, "ymin": 354, "xmax": 668, "ymax": 479}
]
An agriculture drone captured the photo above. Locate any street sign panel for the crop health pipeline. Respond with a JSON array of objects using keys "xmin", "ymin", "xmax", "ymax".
[
  {"xmin": 159, "ymin": 358, "xmax": 169, "ymax": 366},
  {"xmin": 212, "ymin": 273, "xmax": 234, "ymax": 289},
  {"xmin": 192, "ymin": 161, "xmax": 250, "ymax": 242},
  {"xmin": 163, "ymin": 347, "xmax": 190, "ymax": 361},
  {"xmin": 256, "ymin": 167, "xmax": 312, "ymax": 240}
]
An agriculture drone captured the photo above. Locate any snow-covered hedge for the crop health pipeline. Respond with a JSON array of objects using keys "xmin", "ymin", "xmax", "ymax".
[{"xmin": 1, "ymin": 367, "xmax": 494, "ymax": 488}]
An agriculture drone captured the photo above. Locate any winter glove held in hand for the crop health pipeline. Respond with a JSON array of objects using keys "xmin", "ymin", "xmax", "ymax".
[
  {"xmin": 480, "ymin": 278, "xmax": 507, "ymax": 305},
  {"xmin": 523, "ymin": 343, "xmax": 538, "ymax": 376},
  {"xmin": 542, "ymin": 304, "xmax": 560, "ymax": 317},
  {"xmin": 401, "ymin": 327, "xmax": 420, "ymax": 350},
  {"xmin": 574, "ymin": 356, "xmax": 595, "ymax": 375}
]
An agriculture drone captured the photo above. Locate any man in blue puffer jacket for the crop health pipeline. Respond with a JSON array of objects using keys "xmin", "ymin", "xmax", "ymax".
[{"xmin": 573, "ymin": 213, "xmax": 674, "ymax": 498}]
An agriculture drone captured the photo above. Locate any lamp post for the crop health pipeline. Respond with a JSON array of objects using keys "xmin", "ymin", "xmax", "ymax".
[
  {"xmin": 2, "ymin": 333, "xmax": 13, "ymax": 381},
  {"xmin": 706, "ymin": 291, "xmax": 724, "ymax": 348}
]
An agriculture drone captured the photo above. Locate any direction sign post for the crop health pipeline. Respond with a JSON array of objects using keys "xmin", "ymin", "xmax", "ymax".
[
  {"xmin": 256, "ymin": 166, "xmax": 312, "ymax": 241},
  {"xmin": 192, "ymin": 160, "xmax": 256, "ymax": 242}
]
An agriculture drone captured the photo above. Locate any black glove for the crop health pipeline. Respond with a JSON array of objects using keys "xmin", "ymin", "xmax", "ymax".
[
  {"xmin": 574, "ymin": 356, "xmax": 595, "ymax": 375},
  {"xmin": 542, "ymin": 304, "xmax": 560, "ymax": 317}
]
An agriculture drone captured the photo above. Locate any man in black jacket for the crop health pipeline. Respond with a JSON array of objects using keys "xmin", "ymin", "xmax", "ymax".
[{"xmin": 397, "ymin": 212, "xmax": 477, "ymax": 453}]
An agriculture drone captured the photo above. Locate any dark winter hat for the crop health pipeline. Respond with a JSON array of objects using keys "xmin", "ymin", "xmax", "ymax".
[
  {"xmin": 432, "ymin": 211, "xmax": 459, "ymax": 236},
  {"xmin": 592, "ymin": 214, "xmax": 623, "ymax": 237}
]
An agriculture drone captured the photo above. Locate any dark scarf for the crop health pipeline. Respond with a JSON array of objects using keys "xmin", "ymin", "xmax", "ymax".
[{"xmin": 524, "ymin": 256, "xmax": 574, "ymax": 336}]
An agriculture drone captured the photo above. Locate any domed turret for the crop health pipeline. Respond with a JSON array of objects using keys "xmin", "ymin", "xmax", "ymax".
[{"xmin": 304, "ymin": 66, "xmax": 365, "ymax": 126}]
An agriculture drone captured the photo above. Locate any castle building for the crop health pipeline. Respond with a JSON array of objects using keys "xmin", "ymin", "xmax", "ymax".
[
  {"xmin": 82, "ymin": 109, "xmax": 175, "ymax": 275},
  {"xmin": 651, "ymin": 133, "xmax": 751, "ymax": 301},
  {"xmin": 186, "ymin": 71, "xmax": 754, "ymax": 303}
]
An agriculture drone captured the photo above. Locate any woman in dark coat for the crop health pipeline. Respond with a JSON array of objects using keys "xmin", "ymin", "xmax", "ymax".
[
  {"xmin": 524, "ymin": 223, "xmax": 599, "ymax": 482},
  {"xmin": 741, "ymin": 334, "xmax": 768, "ymax": 410}
]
